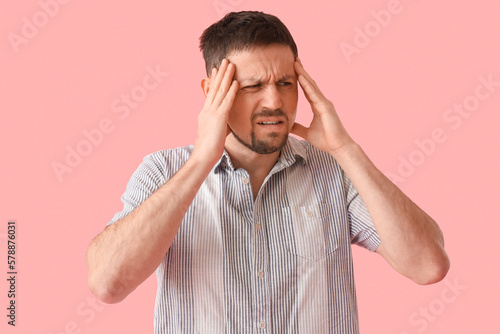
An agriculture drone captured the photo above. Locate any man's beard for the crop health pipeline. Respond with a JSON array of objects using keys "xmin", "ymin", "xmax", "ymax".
[
  {"xmin": 231, "ymin": 129, "xmax": 289, "ymax": 154},
  {"xmin": 230, "ymin": 109, "xmax": 289, "ymax": 155}
]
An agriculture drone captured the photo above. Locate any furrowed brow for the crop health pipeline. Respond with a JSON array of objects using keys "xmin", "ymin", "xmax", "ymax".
[
  {"xmin": 239, "ymin": 77, "xmax": 263, "ymax": 85},
  {"xmin": 240, "ymin": 74, "xmax": 295, "ymax": 85},
  {"xmin": 277, "ymin": 74, "xmax": 295, "ymax": 82}
]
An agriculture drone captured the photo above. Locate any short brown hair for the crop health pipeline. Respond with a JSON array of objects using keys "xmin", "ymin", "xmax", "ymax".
[{"xmin": 199, "ymin": 11, "xmax": 298, "ymax": 76}]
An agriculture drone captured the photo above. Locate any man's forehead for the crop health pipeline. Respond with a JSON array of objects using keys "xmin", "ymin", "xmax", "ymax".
[
  {"xmin": 227, "ymin": 45, "xmax": 296, "ymax": 82},
  {"xmin": 227, "ymin": 44, "xmax": 294, "ymax": 60}
]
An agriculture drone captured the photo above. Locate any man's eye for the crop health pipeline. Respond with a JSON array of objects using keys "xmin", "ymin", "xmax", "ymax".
[
  {"xmin": 278, "ymin": 82, "xmax": 292, "ymax": 86},
  {"xmin": 244, "ymin": 84, "xmax": 260, "ymax": 89}
]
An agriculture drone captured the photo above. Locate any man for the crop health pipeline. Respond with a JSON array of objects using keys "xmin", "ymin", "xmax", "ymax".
[{"xmin": 87, "ymin": 11, "xmax": 449, "ymax": 333}]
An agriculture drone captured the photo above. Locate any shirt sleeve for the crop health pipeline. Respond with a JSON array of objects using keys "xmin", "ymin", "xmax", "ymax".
[
  {"xmin": 106, "ymin": 151, "xmax": 168, "ymax": 226},
  {"xmin": 344, "ymin": 173, "xmax": 381, "ymax": 252}
]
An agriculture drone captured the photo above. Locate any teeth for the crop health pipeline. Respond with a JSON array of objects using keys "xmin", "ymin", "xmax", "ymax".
[{"xmin": 259, "ymin": 121, "xmax": 280, "ymax": 125}]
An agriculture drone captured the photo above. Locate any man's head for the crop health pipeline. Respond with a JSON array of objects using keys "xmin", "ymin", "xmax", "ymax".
[
  {"xmin": 199, "ymin": 11, "xmax": 298, "ymax": 76},
  {"xmin": 200, "ymin": 11, "xmax": 299, "ymax": 155}
]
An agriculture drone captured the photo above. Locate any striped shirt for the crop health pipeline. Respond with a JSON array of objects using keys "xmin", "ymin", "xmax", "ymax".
[{"xmin": 108, "ymin": 136, "xmax": 381, "ymax": 334}]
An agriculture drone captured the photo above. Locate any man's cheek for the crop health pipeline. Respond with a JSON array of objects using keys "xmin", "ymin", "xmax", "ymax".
[{"xmin": 226, "ymin": 109, "xmax": 241, "ymax": 133}]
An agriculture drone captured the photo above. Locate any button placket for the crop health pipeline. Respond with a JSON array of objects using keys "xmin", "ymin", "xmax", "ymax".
[{"xmin": 253, "ymin": 211, "xmax": 270, "ymax": 333}]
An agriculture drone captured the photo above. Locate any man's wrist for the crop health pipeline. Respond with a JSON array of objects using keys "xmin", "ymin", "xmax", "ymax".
[
  {"xmin": 328, "ymin": 138, "xmax": 359, "ymax": 162},
  {"xmin": 189, "ymin": 147, "xmax": 223, "ymax": 173}
]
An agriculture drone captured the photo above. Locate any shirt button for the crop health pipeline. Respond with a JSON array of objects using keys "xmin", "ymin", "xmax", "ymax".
[
  {"xmin": 258, "ymin": 270, "xmax": 264, "ymax": 278},
  {"xmin": 242, "ymin": 177, "xmax": 250, "ymax": 184},
  {"xmin": 259, "ymin": 321, "xmax": 266, "ymax": 329},
  {"xmin": 306, "ymin": 211, "xmax": 314, "ymax": 217},
  {"xmin": 256, "ymin": 222, "xmax": 262, "ymax": 230}
]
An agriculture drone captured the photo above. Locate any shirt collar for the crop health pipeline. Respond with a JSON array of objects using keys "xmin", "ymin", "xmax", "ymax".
[
  {"xmin": 278, "ymin": 136, "xmax": 307, "ymax": 168},
  {"xmin": 213, "ymin": 136, "xmax": 307, "ymax": 173}
]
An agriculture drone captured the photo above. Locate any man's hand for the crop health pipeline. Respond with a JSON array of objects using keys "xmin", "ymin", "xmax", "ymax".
[
  {"xmin": 291, "ymin": 58, "xmax": 449, "ymax": 284},
  {"xmin": 193, "ymin": 58, "xmax": 239, "ymax": 165},
  {"xmin": 87, "ymin": 60, "xmax": 240, "ymax": 304},
  {"xmin": 291, "ymin": 58, "xmax": 354, "ymax": 157}
]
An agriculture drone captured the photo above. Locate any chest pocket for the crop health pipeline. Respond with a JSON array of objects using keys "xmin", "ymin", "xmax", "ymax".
[{"xmin": 282, "ymin": 203, "xmax": 339, "ymax": 262}]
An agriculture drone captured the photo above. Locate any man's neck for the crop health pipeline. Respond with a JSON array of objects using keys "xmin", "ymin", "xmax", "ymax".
[
  {"xmin": 224, "ymin": 135, "xmax": 282, "ymax": 199},
  {"xmin": 224, "ymin": 135, "xmax": 281, "ymax": 175}
]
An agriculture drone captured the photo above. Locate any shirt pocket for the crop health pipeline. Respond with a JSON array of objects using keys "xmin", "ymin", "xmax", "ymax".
[{"xmin": 282, "ymin": 203, "xmax": 339, "ymax": 262}]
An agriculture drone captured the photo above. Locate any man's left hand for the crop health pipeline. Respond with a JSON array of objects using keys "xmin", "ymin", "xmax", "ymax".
[{"xmin": 291, "ymin": 58, "xmax": 354, "ymax": 157}]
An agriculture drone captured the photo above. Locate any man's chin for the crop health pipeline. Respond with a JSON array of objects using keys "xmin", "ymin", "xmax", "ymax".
[
  {"xmin": 231, "ymin": 131, "xmax": 288, "ymax": 155},
  {"xmin": 252, "ymin": 133, "xmax": 289, "ymax": 155}
]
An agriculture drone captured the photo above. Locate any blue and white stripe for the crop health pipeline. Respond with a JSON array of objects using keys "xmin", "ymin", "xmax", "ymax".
[{"xmin": 108, "ymin": 136, "xmax": 381, "ymax": 334}]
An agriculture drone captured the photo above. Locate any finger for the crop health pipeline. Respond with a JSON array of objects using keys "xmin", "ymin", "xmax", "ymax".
[
  {"xmin": 294, "ymin": 60, "xmax": 318, "ymax": 104},
  {"xmin": 205, "ymin": 58, "xmax": 229, "ymax": 106},
  {"xmin": 212, "ymin": 63, "xmax": 236, "ymax": 108},
  {"xmin": 217, "ymin": 79, "xmax": 238, "ymax": 117},
  {"xmin": 205, "ymin": 59, "xmax": 228, "ymax": 105},
  {"xmin": 294, "ymin": 60, "xmax": 326, "ymax": 101},
  {"xmin": 298, "ymin": 75, "xmax": 325, "ymax": 104},
  {"xmin": 290, "ymin": 122, "xmax": 308, "ymax": 139},
  {"xmin": 296, "ymin": 74, "xmax": 313, "ymax": 105},
  {"xmin": 294, "ymin": 57, "xmax": 319, "ymax": 90},
  {"xmin": 296, "ymin": 57, "xmax": 304, "ymax": 69}
]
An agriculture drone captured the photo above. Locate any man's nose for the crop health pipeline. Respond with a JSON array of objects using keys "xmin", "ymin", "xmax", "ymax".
[{"xmin": 261, "ymin": 85, "xmax": 283, "ymax": 110}]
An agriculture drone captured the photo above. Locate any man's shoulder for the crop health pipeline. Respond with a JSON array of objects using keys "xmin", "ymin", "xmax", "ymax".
[
  {"xmin": 144, "ymin": 144, "xmax": 194, "ymax": 162},
  {"xmin": 137, "ymin": 144, "xmax": 195, "ymax": 176}
]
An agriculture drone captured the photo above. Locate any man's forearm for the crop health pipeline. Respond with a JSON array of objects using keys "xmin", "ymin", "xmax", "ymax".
[
  {"xmin": 332, "ymin": 141, "xmax": 450, "ymax": 284},
  {"xmin": 86, "ymin": 155, "xmax": 214, "ymax": 303}
]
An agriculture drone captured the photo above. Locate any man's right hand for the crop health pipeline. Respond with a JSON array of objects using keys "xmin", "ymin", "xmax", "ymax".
[
  {"xmin": 193, "ymin": 58, "xmax": 239, "ymax": 166},
  {"xmin": 87, "ymin": 59, "xmax": 239, "ymax": 304}
]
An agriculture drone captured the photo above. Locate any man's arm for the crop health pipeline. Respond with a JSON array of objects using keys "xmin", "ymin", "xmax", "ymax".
[
  {"xmin": 291, "ymin": 58, "xmax": 450, "ymax": 285},
  {"xmin": 86, "ymin": 59, "xmax": 238, "ymax": 303}
]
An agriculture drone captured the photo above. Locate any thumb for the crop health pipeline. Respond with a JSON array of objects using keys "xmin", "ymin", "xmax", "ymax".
[{"xmin": 291, "ymin": 122, "xmax": 308, "ymax": 139}]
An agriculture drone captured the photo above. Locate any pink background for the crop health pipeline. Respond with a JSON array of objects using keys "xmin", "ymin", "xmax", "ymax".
[{"xmin": 1, "ymin": 0, "xmax": 499, "ymax": 333}]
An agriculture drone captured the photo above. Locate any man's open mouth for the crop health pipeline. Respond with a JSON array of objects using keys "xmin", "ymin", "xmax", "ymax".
[{"xmin": 258, "ymin": 121, "xmax": 283, "ymax": 125}]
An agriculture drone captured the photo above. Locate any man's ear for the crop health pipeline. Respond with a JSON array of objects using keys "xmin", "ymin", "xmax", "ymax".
[{"xmin": 201, "ymin": 76, "xmax": 211, "ymax": 97}]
